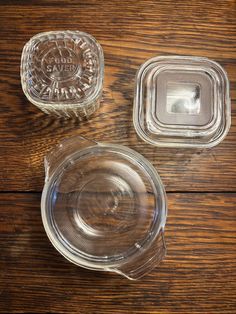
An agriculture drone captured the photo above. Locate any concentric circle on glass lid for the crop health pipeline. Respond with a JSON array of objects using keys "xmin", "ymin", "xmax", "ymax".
[{"xmin": 41, "ymin": 144, "xmax": 166, "ymax": 268}]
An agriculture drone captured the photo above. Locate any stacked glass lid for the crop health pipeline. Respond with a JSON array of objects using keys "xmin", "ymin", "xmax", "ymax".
[{"xmin": 133, "ymin": 56, "xmax": 231, "ymax": 148}]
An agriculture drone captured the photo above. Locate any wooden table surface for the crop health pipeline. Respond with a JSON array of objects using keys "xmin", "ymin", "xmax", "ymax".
[{"xmin": 0, "ymin": 0, "xmax": 236, "ymax": 313}]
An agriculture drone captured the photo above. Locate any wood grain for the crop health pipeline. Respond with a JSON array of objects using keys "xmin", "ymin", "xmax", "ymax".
[
  {"xmin": 0, "ymin": 0, "xmax": 235, "ymax": 192},
  {"xmin": 0, "ymin": 1, "xmax": 236, "ymax": 313},
  {"xmin": 0, "ymin": 192, "xmax": 235, "ymax": 313}
]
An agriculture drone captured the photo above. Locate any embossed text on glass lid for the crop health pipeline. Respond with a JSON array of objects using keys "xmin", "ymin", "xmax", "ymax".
[{"xmin": 21, "ymin": 30, "xmax": 104, "ymax": 115}]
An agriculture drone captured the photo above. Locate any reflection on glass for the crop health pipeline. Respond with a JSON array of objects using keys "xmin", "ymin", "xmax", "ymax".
[{"xmin": 167, "ymin": 83, "xmax": 200, "ymax": 115}]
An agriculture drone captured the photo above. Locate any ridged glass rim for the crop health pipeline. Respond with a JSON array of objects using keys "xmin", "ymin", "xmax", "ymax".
[{"xmin": 20, "ymin": 30, "xmax": 104, "ymax": 109}]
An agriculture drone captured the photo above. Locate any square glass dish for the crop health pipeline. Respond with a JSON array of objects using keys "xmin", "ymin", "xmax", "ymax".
[
  {"xmin": 133, "ymin": 56, "xmax": 231, "ymax": 148},
  {"xmin": 21, "ymin": 30, "xmax": 104, "ymax": 118}
]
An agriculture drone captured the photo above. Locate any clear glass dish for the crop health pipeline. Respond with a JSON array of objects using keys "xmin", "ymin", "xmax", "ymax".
[
  {"xmin": 21, "ymin": 30, "xmax": 104, "ymax": 118},
  {"xmin": 133, "ymin": 56, "xmax": 231, "ymax": 148},
  {"xmin": 41, "ymin": 136, "xmax": 167, "ymax": 280}
]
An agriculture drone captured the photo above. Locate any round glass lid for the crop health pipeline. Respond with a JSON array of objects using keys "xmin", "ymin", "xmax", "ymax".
[{"xmin": 41, "ymin": 140, "xmax": 166, "ymax": 269}]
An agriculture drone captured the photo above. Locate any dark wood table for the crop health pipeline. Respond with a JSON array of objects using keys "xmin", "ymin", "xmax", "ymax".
[{"xmin": 0, "ymin": 1, "xmax": 236, "ymax": 313}]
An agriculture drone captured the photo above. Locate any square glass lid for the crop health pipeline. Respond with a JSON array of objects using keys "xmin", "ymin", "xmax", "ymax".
[
  {"xmin": 133, "ymin": 56, "xmax": 231, "ymax": 148},
  {"xmin": 21, "ymin": 30, "xmax": 104, "ymax": 117}
]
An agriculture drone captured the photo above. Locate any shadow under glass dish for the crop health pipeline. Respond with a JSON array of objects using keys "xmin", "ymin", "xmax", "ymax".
[
  {"xmin": 41, "ymin": 137, "xmax": 167, "ymax": 280},
  {"xmin": 21, "ymin": 30, "xmax": 104, "ymax": 118}
]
